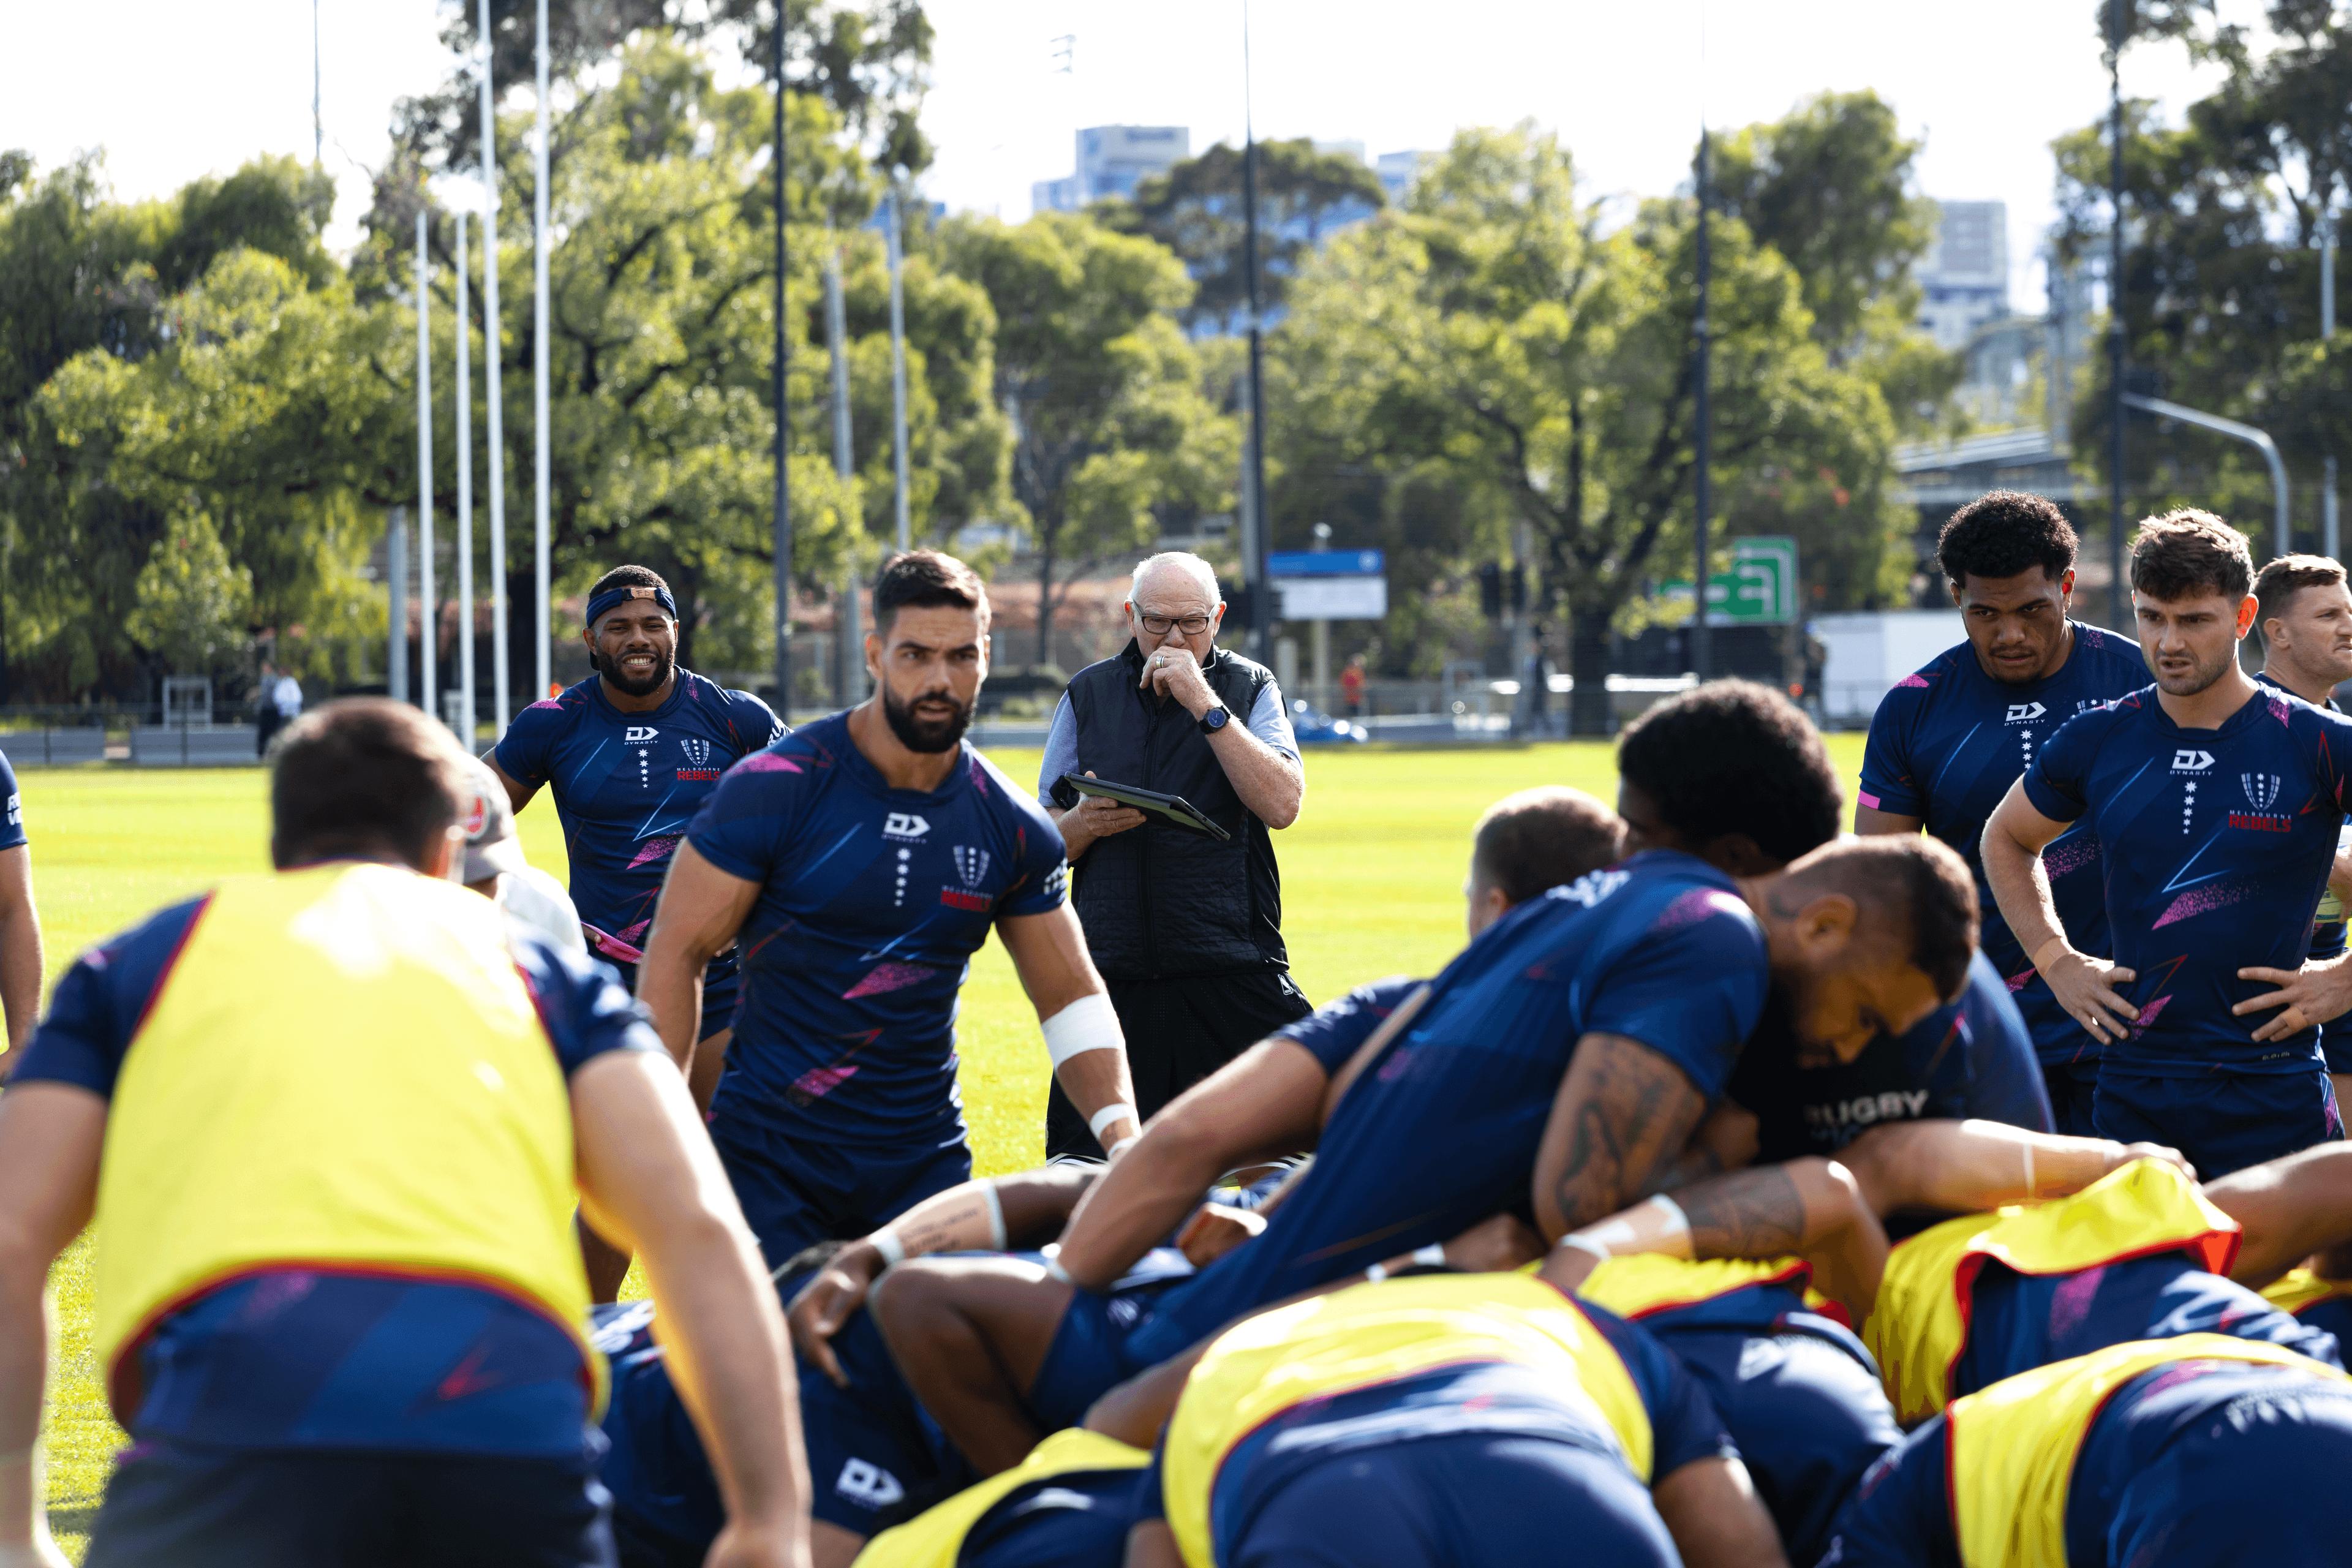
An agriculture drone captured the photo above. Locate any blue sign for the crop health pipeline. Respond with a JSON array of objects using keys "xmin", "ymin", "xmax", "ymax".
[{"xmin": 1267, "ymin": 549, "xmax": 1384, "ymax": 578}]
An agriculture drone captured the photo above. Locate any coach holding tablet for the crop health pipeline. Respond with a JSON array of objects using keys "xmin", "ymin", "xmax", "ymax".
[{"xmin": 1038, "ymin": 552, "xmax": 1311, "ymax": 1158}]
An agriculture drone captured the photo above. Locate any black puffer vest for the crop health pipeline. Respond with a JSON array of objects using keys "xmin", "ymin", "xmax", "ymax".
[{"xmin": 1052, "ymin": 639, "xmax": 1288, "ymax": 980}]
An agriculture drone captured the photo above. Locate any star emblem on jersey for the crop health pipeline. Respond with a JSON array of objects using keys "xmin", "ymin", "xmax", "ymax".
[
  {"xmin": 680, "ymin": 736, "xmax": 711, "ymax": 767},
  {"xmin": 2242, "ymin": 772, "xmax": 2283, "ymax": 810},
  {"xmin": 953, "ymin": 846, "xmax": 991, "ymax": 888}
]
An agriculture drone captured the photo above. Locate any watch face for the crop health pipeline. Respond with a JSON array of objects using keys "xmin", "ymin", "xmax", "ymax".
[{"xmin": 1203, "ymin": 706, "xmax": 1229, "ymax": 731}]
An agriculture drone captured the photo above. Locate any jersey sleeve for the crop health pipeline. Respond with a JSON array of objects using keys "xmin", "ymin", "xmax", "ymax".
[
  {"xmin": 720, "ymin": 687, "xmax": 787, "ymax": 753},
  {"xmin": 997, "ymin": 809, "xmax": 1072, "ymax": 920},
  {"xmin": 1818, "ymin": 1422, "xmax": 1962, "ymax": 1568},
  {"xmin": 1275, "ymin": 976, "xmax": 1423, "ymax": 1076},
  {"xmin": 0, "ymin": 750, "xmax": 24, "ymax": 853},
  {"xmin": 9, "ymin": 895, "xmax": 213, "ymax": 1099},
  {"xmin": 684, "ymin": 756, "xmax": 798, "ymax": 886},
  {"xmin": 492, "ymin": 697, "xmax": 569, "ymax": 789},
  {"xmin": 1579, "ymin": 1302, "xmax": 1736, "ymax": 1479},
  {"xmin": 1856, "ymin": 681, "xmax": 1926, "ymax": 818},
  {"xmin": 2021, "ymin": 706, "xmax": 2107, "ymax": 824},
  {"xmin": 511, "ymin": 930, "xmax": 664, "ymax": 1077},
  {"xmin": 1583, "ymin": 893, "xmax": 1769, "ymax": 1102},
  {"xmin": 2307, "ymin": 704, "xmax": 2352, "ymax": 813},
  {"xmin": 1955, "ymin": 954, "xmax": 2054, "ymax": 1133}
]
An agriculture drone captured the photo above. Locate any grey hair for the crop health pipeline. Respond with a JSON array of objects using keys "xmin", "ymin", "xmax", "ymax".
[{"xmin": 1129, "ymin": 552, "xmax": 1223, "ymax": 605}]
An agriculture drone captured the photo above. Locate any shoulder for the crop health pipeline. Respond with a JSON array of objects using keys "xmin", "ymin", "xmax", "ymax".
[
  {"xmin": 2073, "ymin": 622, "xmax": 2148, "ymax": 678},
  {"xmin": 2052, "ymin": 684, "xmax": 2149, "ymax": 742},
  {"xmin": 507, "ymin": 685, "xmax": 592, "ymax": 739},
  {"xmin": 963, "ymin": 746, "xmax": 1065, "ymax": 840},
  {"xmin": 704, "ymin": 715, "xmax": 842, "ymax": 811},
  {"xmin": 680, "ymin": 671, "xmax": 785, "ymax": 748},
  {"xmin": 0, "ymin": 747, "xmax": 18, "ymax": 792},
  {"xmin": 510, "ymin": 925, "xmax": 662, "ymax": 1076},
  {"xmin": 1877, "ymin": 644, "xmax": 1973, "ymax": 715}
]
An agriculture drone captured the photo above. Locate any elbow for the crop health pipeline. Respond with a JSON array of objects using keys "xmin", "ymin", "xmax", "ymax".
[{"xmin": 1263, "ymin": 777, "xmax": 1305, "ymax": 831}]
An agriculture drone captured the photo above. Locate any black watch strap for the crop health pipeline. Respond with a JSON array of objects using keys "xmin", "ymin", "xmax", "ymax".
[{"xmin": 1198, "ymin": 704, "xmax": 1231, "ymax": 735}]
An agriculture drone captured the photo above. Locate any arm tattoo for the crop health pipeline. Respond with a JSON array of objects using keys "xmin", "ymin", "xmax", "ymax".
[
  {"xmin": 1548, "ymin": 1036, "xmax": 1706, "ymax": 1231},
  {"xmin": 1675, "ymin": 1166, "xmax": 1807, "ymax": 1258}
]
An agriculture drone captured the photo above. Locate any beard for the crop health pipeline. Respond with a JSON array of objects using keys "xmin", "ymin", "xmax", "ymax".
[
  {"xmin": 882, "ymin": 682, "xmax": 973, "ymax": 753},
  {"xmin": 594, "ymin": 643, "xmax": 675, "ymax": 699},
  {"xmin": 2149, "ymin": 638, "xmax": 2237, "ymax": 698}
]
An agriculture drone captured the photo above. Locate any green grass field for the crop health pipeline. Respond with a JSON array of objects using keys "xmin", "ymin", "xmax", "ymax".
[{"xmin": 21, "ymin": 733, "xmax": 1868, "ymax": 1557}]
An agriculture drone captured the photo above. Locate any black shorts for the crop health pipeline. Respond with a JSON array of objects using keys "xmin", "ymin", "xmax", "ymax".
[
  {"xmin": 86, "ymin": 1441, "xmax": 614, "ymax": 1568},
  {"xmin": 1046, "ymin": 970, "xmax": 1312, "ymax": 1159}
]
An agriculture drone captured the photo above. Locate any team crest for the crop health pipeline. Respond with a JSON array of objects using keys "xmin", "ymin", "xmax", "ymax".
[
  {"xmin": 680, "ymin": 736, "xmax": 712, "ymax": 767},
  {"xmin": 2243, "ymin": 773, "xmax": 2283, "ymax": 811},
  {"xmin": 954, "ymin": 846, "xmax": 991, "ymax": 887}
]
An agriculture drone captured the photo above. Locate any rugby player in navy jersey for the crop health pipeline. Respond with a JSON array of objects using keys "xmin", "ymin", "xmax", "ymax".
[
  {"xmin": 1853, "ymin": 491, "xmax": 2147, "ymax": 1133},
  {"xmin": 491, "ymin": 564, "xmax": 784, "ymax": 1297},
  {"xmin": 2248, "ymin": 553, "xmax": 2352, "ymax": 1110},
  {"xmin": 0, "ymin": 744, "xmax": 41, "ymax": 1079},
  {"xmin": 636, "ymin": 551, "xmax": 1140, "ymax": 1269},
  {"xmin": 1986, "ymin": 510, "xmax": 2352, "ymax": 1177}
]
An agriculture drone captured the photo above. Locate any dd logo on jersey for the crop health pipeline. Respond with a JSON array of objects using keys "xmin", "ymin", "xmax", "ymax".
[
  {"xmin": 2170, "ymin": 750, "xmax": 2215, "ymax": 772},
  {"xmin": 884, "ymin": 813, "xmax": 931, "ymax": 841}
]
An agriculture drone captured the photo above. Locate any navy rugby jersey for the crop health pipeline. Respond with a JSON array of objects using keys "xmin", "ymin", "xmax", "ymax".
[
  {"xmin": 684, "ymin": 710, "xmax": 1070, "ymax": 1150},
  {"xmin": 1858, "ymin": 622, "xmax": 2146, "ymax": 1066},
  {"xmin": 0, "ymin": 749, "xmax": 23, "ymax": 854},
  {"xmin": 1274, "ymin": 974, "xmax": 1423, "ymax": 1076},
  {"xmin": 2022, "ymin": 683, "xmax": 2352, "ymax": 1075},
  {"xmin": 1730, "ymin": 950, "xmax": 2052, "ymax": 1163},
  {"xmin": 1128, "ymin": 851, "xmax": 1770, "ymax": 1362},
  {"xmin": 494, "ymin": 671, "xmax": 782, "ymax": 966},
  {"xmin": 2253, "ymin": 670, "xmax": 2352, "ymax": 960}
]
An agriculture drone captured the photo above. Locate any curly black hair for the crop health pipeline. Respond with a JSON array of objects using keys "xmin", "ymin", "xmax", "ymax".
[
  {"xmin": 1936, "ymin": 490, "xmax": 2078, "ymax": 590},
  {"xmin": 1617, "ymin": 680, "xmax": 1841, "ymax": 867}
]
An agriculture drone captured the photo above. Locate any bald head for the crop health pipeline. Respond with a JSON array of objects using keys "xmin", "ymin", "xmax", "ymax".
[
  {"xmin": 1131, "ymin": 552, "xmax": 1221, "ymax": 605},
  {"xmin": 1465, "ymin": 786, "xmax": 1626, "ymax": 939}
]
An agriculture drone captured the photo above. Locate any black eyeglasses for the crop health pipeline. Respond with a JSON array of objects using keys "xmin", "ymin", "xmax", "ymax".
[{"xmin": 1139, "ymin": 612, "xmax": 1213, "ymax": 636}]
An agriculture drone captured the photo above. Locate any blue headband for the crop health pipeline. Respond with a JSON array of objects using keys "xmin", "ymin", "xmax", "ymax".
[{"xmin": 586, "ymin": 583, "xmax": 677, "ymax": 628}]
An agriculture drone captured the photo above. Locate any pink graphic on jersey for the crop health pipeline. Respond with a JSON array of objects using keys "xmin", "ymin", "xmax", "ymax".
[
  {"xmin": 526, "ymin": 697, "xmax": 565, "ymax": 711},
  {"xmin": 628, "ymin": 835, "xmax": 680, "ymax": 870},
  {"xmin": 736, "ymin": 752, "xmax": 804, "ymax": 775},
  {"xmin": 2126, "ymin": 995, "xmax": 2173, "ymax": 1038},
  {"xmin": 1857, "ymin": 790, "xmax": 1881, "ymax": 810},
  {"xmin": 2152, "ymin": 883, "xmax": 2251, "ymax": 929},
  {"xmin": 583, "ymin": 921, "xmax": 646, "ymax": 963},
  {"xmin": 845, "ymin": 961, "xmax": 935, "ymax": 999},
  {"xmin": 2271, "ymin": 696, "xmax": 2293, "ymax": 726},
  {"xmin": 2043, "ymin": 833, "xmax": 2100, "ymax": 881},
  {"xmin": 1652, "ymin": 887, "xmax": 1747, "ymax": 933},
  {"xmin": 2005, "ymin": 967, "xmax": 2035, "ymax": 993},
  {"xmin": 790, "ymin": 1063, "xmax": 861, "ymax": 1100},
  {"xmin": 1894, "ymin": 674, "xmax": 1932, "ymax": 690}
]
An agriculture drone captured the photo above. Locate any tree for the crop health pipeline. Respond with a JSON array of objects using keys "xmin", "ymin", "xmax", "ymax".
[
  {"xmin": 1278, "ymin": 125, "xmax": 1908, "ymax": 733},
  {"xmin": 127, "ymin": 510, "xmax": 253, "ymax": 674},
  {"xmin": 938, "ymin": 211, "xmax": 1238, "ymax": 663},
  {"xmin": 1098, "ymin": 138, "xmax": 1386, "ymax": 333}
]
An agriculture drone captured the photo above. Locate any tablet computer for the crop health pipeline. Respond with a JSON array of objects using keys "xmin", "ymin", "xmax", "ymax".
[{"xmin": 1058, "ymin": 774, "xmax": 1232, "ymax": 842}]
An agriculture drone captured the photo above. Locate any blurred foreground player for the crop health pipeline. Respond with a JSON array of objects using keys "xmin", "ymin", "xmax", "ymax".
[
  {"xmin": 0, "ymin": 743, "xmax": 39, "ymax": 1079},
  {"xmin": 0, "ymin": 701, "xmax": 809, "ymax": 1568},
  {"xmin": 639, "ymin": 552, "xmax": 1140, "ymax": 1267},
  {"xmin": 1985, "ymin": 511, "xmax": 2352, "ymax": 1176},
  {"xmin": 1854, "ymin": 491, "xmax": 2144, "ymax": 1132}
]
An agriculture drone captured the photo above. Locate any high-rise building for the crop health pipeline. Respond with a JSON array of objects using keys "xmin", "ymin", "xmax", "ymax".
[
  {"xmin": 1030, "ymin": 125, "xmax": 1191, "ymax": 213},
  {"xmin": 1374, "ymin": 150, "xmax": 1431, "ymax": 203},
  {"xmin": 1917, "ymin": 201, "xmax": 2009, "ymax": 350}
]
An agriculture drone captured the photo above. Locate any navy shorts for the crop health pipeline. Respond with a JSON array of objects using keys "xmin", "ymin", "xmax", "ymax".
[
  {"xmin": 2094, "ymin": 1069, "xmax": 2344, "ymax": 1180},
  {"xmin": 1230, "ymin": 1432, "xmax": 1677, "ymax": 1568},
  {"xmin": 2041, "ymin": 1057, "xmax": 2101, "ymax": 1138},
  {"xmin": 606, "ymin": 957, "xmax": 737, "ymax": 1044},
  {"xmin": 1656, "ymin": 1325, "xmax": 1899, "ymax": 1567},
  {"xmin": 1025, "ymin": 1286, "xmax": 1163, "ymax": 1433},
  {"xmin": 711, "ymin": 1114, "xmax": 973, "ymax": 1268},
  {"xmin": 2105, "ymin": 1382, "xmax": 2352, "ymax": 1561},
  {"xmin": 798, "ymin": 1303, "xmax": 973, "ymax": 1534},
  {"xmin": 85, "ymin": 1441, "xmax": 614, "ymax": 1568}
]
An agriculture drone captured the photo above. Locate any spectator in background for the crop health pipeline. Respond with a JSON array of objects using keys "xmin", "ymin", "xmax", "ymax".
[
  {"xmin": 1340, "ymin": 653, "xmax": 1365, "ymax": 718},
  {"xmin": 1039, "ymin": 552, "xmax": 1310, "ymax": 1160},
  {"xmin": 254, "ymin": 662, "xmax": 287, "ymax": 758},
  {"xmin": 0, "ymin": 746, "xmax": 39, "ymax": 1079}
]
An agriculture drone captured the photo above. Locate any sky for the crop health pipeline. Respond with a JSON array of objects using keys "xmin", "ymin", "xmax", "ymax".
[{"xmin": 1, "ymin": 0, "xmax": 2280, "ymax": 312}]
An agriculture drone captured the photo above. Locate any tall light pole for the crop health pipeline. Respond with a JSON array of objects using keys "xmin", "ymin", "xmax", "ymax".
[
  {"xmin": 1692, "ymin": 129, "xmax": 1712, "ymax": 686},
  {"xmin": 533, "ymin": 0, "xmax": 552, "ymax": 703},
  {"xmin": 456, "ymin": 210, "xmax": 477, "ymax": 743},
  {"xmin": 416, "ymin": 211, "xmax": 437, "ymax": 717},
  {"xmin": 2325, "ymin": 205, "xmax": 2339, "ymax": 560},
  {"xmin": 888, "ymin": 190, "xmax": 912, "ymax": 551},
  {"xmin": 312, "ymin": 0, "xmax": 323, "ymax": 164},
  {"xmin": 828, "ymin": 239, "xmax": 861, "ymax": 701},
  {"xmin": 2107, "ymin": 0, "xmax": 2129, "ymax": 630},
  {"xmin": 1240, "ymin": 0, "xmax": 1271, "ymax": 657},
  {"xmin": 480, "ymin": 0, "xmax": 510, "ymax": 738},
  {"xmin": 772, "ymin": 11, "xmax": 793, "ymax": 710}
]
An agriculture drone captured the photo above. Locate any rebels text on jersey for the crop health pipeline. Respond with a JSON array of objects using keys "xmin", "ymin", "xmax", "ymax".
[
  {"xmin": 1858, "ymin": 622, "xmax": 2147, "ymax": 1065},
  {"xmin": 494, "ymin": 671, "xmax": 782, "ymax": 964},
  {"xmin": 1126, "ymin": 850, "xmax": 1770, "ymax": 1365},
  {"xmin": 2023, "ymin": 684, "xmax": 2352, "ymax": 1074},
  {"xmin": 683, "ymin": 711, "xmax": 1071, "ymax": 1148}
]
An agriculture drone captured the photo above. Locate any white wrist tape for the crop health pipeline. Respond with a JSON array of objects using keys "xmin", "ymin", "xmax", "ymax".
[
  {"xmin": 1107, "ymin": 1136, "xmax": 1139, "ymax": 1158},
  {"xmin": 1554, "ymin": 1234, "xmax": 1613, "ymax": 1267},
  {"xmin": 1088, "ymin": 1101, "xmax": 1139, "ymax": 1141},
  {"xmin": 870, "ymin": 1229, "xmax": 905, "ymax": 1268},
  {"xmin": 982, "ymin": 1183, "xmax": 1008, "ymax": 1252},
  {"xmin": 1577, "ymin": 1195, "xmax": 1693, "ymax": 1260},
  {"xmin": 1363, "ymin": 1262, "xmax": 1389, "ymax": 1284},
  {"xmin": 1043, "ymin": 1255, "xmax": 1074, "ymax": 1286},
  {"xmin": 1042, "ymin": 992, "xmax": 1123, "ymax": 1069},
  {"xmin": 1411, "ymin": 1244, "xmax": 1449, "ymax": 1268}
]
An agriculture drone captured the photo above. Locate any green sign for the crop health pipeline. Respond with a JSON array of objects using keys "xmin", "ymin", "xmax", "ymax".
[{"xmin": 1659, "ymin": 536, "xmax": 1798, "ymax": 625}]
